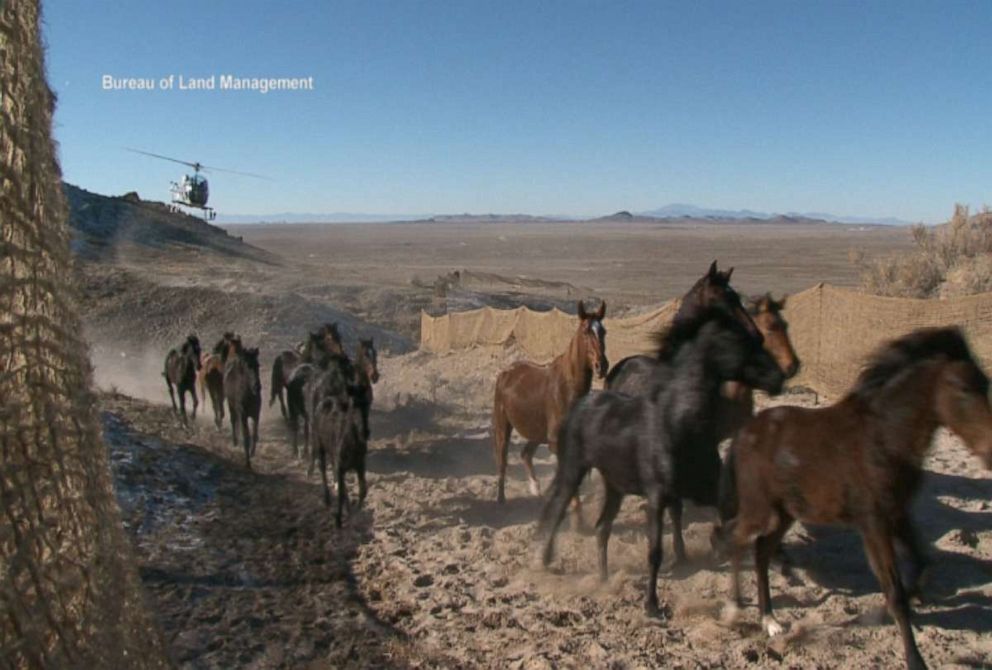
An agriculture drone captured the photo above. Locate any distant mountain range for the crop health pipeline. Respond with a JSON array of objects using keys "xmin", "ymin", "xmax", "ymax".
[
  {"xmin": 210, "ymin": 204, "xmax": 915, "ymax": 226},
  {"xmin": 637, "ymin": 204, "xmax": 913, "ymax": 226}
]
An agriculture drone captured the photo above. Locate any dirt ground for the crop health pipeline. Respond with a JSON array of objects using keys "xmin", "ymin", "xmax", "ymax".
[{"xmin": 79, "ymin": 215, "xmax": 992, "ymax": 668}]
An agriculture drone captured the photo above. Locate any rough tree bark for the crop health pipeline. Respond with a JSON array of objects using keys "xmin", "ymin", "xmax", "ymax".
[{"xmin": 0, "ymin": 1, "xmax": 171, "ymax": 667}]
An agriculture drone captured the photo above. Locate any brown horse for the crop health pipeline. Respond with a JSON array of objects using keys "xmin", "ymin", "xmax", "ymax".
[
  {"xmin": 270, "ymin": 323, "xmax": 344, "ymax": 419},
  {"xmin": 716, "ymin": 293, "xmax": 800, "ymax": 438},
  {"xmin": 492, "ymin": 300, "xmax": 608, "ymax": 503},
  {"xmin": 198, "ymin": 332, "xmax": 236, "ymax": 430},
  {"xmin": 720, "ymin": 326, "xmax": 992, "ymax": 670}
]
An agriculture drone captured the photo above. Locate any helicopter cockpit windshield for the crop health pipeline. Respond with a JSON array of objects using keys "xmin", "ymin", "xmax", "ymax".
[{"xmin": 183, "ymin": 174, "xmax": 209, "ymax": 207}]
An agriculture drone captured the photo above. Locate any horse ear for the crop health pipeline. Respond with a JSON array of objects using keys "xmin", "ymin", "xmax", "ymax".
[
  {"xmin": 724, "ymin": 266, "xmax": 734, "ymax": 281},
  {"xmin": 596, "ymin": 300, "xmax": 606, "ymax": 320},
  {"xmin": 708, "ymin": 260, "xmax": 719, "ymax": 278},
  {"xmin": 777, "ymin": 294, "xmax": 787, "ymax": 309},
  {"xmin": 577, "ymin": 301, "xmax": 588, "ymax": 320}
]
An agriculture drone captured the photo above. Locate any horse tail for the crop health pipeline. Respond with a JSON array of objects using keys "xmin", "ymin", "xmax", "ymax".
[{"xmin": 711, "ymin": 440, "xmax": 740, "ymax": 558}]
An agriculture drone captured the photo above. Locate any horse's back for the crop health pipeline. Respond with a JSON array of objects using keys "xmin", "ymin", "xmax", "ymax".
[{"xmin": 606, "ymin": 355, "xmax": 660, "ymax": 397}]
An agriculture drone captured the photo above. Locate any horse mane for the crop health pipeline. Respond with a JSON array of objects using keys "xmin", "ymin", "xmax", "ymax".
[
  {"xmin": 849, "ymin": 327, "xmax": 983, "ymax": 398},
  {"xmin": 652, "ymin": 306, "xmax": 739, "ymax": 362}
]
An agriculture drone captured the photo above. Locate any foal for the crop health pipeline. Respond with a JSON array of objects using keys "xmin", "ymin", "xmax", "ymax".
[
  {"xmin": 721, "ymin": 326, "xmax": 992, "ymax": 670},
  {"xmin": 536, "ymin": 308, "xmax": 784, "ymax": 615},
  {"xmin": 164, "ymin": 334, "xmax": 202, "ymax": 426},
  {"xmin": 492, "ymin": 300, "xmax": 608, "ymax": 503}
]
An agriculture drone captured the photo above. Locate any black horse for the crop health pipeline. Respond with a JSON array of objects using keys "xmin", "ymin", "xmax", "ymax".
[
  {"xmin": 224, "ymin": 340, "xmax": 262, "ymax": 469},
  {"xmin": 312, "ymin": 388, "xmax": 368, "ymax": 527},
  {"xmin": 286, "ymin": 350, "xmax": 355, "ymax": 461},
  {"xmin": 164, "ymin": 334, "xmax": 202, "ymax": 426},
  {"xmin": 535, "ymin": 307, "xmax": 784, "ymax": 615}
]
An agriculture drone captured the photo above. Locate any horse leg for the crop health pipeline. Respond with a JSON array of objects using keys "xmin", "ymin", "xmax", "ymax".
[
  {"xmin": 860, "ymin": 523, "xmax": 928, "ymax": 670},
  {"xmin": 335, "ymin": 466, "xmax": 348, "ymax": 528},
  {"xmin": 669, "ymin": 499, "xmax": 687, "ymax": 567},
  {"xmin": 241, "ymin": 414, "xmax": 252, "ymax": 469},
  {"xmin": 356, "ymin": 462, "xmax": 368, "ymax": 509},
  {"xmin": 166, "ymin": 379, "xmax": 178, "ymax": 414},
  {"xmin": 250, "ymin": 411, "xmax": 259, "ymax": 457},
  {"xmin": 190, "ymin": 385, "xmax": 198, "ymax": 421},
  {"xmin": 536, "ymin": 466, "xmax": 588, "ymax": 568},
  {"xmin": 723, "ymin": 518, "xmax": 746, "ymax": 624},
  {"xmin": 755, "ymin": 515, "xmax": 793, "ymax": 637},
  {"xmin": 229, "ymin": 406, "xmax": 239, "ymax": 448},
  {"xmin": 318, "ymin": 445, "xmax": 331, "ymax": 507},
  {"xmin": 521, "ymin": 441, "xmax": 541, "ymax": 496},
  {"xmin": 178, "ymin": 388, "xmax": 188, "ymax": 426},
  {"xmin": 893, "ymin": 515, "xmax": 929, "ymax": 599},
  {"xmin": 493, "ymin": 405, "xmax": 511, "ymax": 504},
  {"xmin": 645, "ymin": 491, "xmax": 666, "ymax": 616},
  {"xmin": 595, "ymin": 484, "xmax": 623, "ymax": 581}
]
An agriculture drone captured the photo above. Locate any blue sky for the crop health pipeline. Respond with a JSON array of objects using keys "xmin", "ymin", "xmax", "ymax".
[{"xmin": 44, "ymin": 1, "xmax": 992, "ymax": 222}]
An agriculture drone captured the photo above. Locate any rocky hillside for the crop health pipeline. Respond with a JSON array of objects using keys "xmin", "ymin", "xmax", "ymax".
[{"xmin": 64, "ymin": 183, "xmax": 276, "ymax": 263}]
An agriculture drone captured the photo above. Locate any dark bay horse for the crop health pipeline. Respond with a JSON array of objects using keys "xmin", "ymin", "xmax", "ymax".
[
  {"xmin": 286, "ymin": 350, "xmax": 354, "ymax": 460},
  {"xmin": 270, "ymin": 323, "xmax": 344, "ymax": 419},
  {"xmin": 492, "ymin": 300, "xmax": 608, "ymax": 503},
  {"xmin": 164, "ymin": 334, "xmax": 202, "ymax": 426},
  {"xmin": 224, "ymin": 338, "xmax": 262, "ymax": 469},
  {"xmin": 198, "ymin": 332, "xmax": 236, "ymax": 430},
  {"xmin": 719, "ymin": 326, "xmax": 992, "ymax": 670},
  {"xmin": 353, "ymin": 338, "xmax": 380, "ymax": 440},
  {"xmin": 605, "ymin": 260, "xmax": 766, "ymax": 398},
  {"xmin": 536, "ymin": 307, "xmax": 784, "ymax": 615},
  {"xmin": 312, "ymin": 388, "xmax": 368, "ymax": 527}
]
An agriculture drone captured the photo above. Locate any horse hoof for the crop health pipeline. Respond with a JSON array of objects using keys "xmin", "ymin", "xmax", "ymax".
[
  {"xmin": 721, "ymin": 601, "xmax": 741, "ymax": 625},
  {"xmin": 762, "ymin": 615, "xmax": 785, "ymax": 637}
]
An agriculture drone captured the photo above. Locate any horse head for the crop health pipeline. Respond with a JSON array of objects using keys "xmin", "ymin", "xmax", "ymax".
[
  {"xmin": 577, "ymin": 300, "xmax": 609, "ymax": 378},
  {"xmin": 932, "ymin": 342, "xmax": 992, "ymax": 468},
  {"xmin": 358, "ymin": 338, "xmax": 380, "ymax": 383},
  {"xmin": 681, "ymin": 261, "xmax": 762, "ymax": 344},
  {"xmin": 185, "ymin": 334, "xmax": 202, "ymax": 369},
  {"xmin": 749, "ymin": 293, "xmax": 800, "ymax": 378},
  {"xmin": 320, "ymin": 322, "xmax": 345, "ymax": 356},
  {"xmin": 700, "ymin": 310, "xmax": 783, "ymax": 396}
]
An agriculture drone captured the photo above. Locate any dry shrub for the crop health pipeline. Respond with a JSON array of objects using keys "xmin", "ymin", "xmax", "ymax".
[{"xmin": 853, "ymin": 204, "xmax": 992, "ymax": 298}]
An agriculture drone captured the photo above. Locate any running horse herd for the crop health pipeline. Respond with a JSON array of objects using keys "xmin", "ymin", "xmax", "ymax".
[
  {"xmin": 163, "ymin": 323, "xmax": 380, "ymax": 527},
  {"xmin": 161, "ymin": 261, "xmax": 992, "ymax": 669}
]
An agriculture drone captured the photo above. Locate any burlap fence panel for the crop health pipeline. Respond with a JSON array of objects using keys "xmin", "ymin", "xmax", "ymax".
[
  {"xmin": 422, "ymin": 285, "xmax": 992, "ymax": 397},
  {"xmin": 420, "ymin": 300, "xmax": 683, "ymax": 363}
]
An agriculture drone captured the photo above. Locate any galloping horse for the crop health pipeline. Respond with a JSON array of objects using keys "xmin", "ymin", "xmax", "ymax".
[
  {"xmin": 720, "ymin": 326, "xmax": 992, "ymax": 670},
  {"xmin": 223, "ymin": 337, "xmax": 262, "ymax": 469},
  {"xmin": 270, "ymin": 323, "xmax": 344, "ymax": 419},
  {"xmin": 492, "ymin": 300, "xmax": 608, "ymax": 503},
  {"xmin": 604, "ymin": 265, "xmax": 790, "ymax": 562},
  {"xmin": 164, "ymin": 334, "xmax": 202, "ymax": 426},
  {"xmin": 536, "ymin": 307, "xmax": 784, "ymax": 615},
  {"xmin": 198, "ymin": 332, "xmax": 236, "ymax": 430}
]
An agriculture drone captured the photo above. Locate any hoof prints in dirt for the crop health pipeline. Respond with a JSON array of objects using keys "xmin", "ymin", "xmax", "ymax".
[{"xmin": 103, "ymin": 401, "xmax": 407, "ymax": 669}]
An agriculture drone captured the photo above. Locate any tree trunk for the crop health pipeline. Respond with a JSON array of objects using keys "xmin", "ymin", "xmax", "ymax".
[{"xmin": 0, "ymin": 1, "xmax": 171, "ymax": 667}]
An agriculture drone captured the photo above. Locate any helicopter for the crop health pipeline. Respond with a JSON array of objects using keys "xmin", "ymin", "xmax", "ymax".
[{"xmin": 126, "ymin": 148, "xmax": 266, "ymax": 221}]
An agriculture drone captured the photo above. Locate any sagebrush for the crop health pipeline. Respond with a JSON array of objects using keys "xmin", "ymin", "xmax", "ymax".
[{"xmin": 853, "ymin": 204, "xmax": 992, "ymax": 298}]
